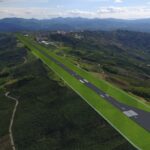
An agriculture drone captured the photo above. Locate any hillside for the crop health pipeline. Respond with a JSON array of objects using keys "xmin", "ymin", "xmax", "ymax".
[
  {"xmin": 36, "ymin": 30, "xmax": 150, "ymax": 102},
  {"xmin": 0, "ymin": 34, "xmax": 137, "ymax": 149}
]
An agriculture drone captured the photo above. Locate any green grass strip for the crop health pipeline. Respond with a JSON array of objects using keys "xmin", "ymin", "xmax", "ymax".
[
  {"xmin": 17, "ymin": 35, "xmax": 150, "ymax": 150},
  {"xmin": 20, "ymin": 35, "xmax": 150, "ymax": 112}
]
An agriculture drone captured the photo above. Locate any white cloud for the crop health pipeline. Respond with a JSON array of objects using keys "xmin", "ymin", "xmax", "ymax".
[
  {"xmin": 114, "ymin": 0, "xmax": 124, "ymax": 3},
  {"xmin": 68, "ymin": 10, "xmax": 96, "ymax": 18},
  {"xmin": 0, "ymin": 8, "xmax": 61, "ymax": 19},
  {"xmin": 0, "ymin": 0, "xmax": 48, "ymax": 2},
  {"xmin": 97, "ymin": 7, "xmax": 127, "ymax": 14},
  {"xmin": 97, "ymin": 6, "xmax": 150, "ymax": 18},
  {"xmin": 0, "ymin": 6, "xmax": 150, "ymax": 19}
]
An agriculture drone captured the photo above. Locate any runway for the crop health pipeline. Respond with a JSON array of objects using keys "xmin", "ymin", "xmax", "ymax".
[{"xmin": 37, "ymin": 48, "xmax": 150, "ymax": 132}]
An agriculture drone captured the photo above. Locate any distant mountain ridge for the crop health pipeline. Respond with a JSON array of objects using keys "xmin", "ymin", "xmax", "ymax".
[{"xmin": 1, "ymin": 17, "xmax": 150, "ymax": 32}]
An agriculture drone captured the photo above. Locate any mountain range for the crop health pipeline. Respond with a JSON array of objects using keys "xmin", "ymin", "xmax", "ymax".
[{"xmin": 1, "ymin": 17, "xmax": 150, "ymax": 32}]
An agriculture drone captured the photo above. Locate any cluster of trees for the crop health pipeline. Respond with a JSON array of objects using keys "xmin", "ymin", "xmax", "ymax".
[{"xmin": 129, "ymin": 87, "xmax": 150, "ymax": 101}]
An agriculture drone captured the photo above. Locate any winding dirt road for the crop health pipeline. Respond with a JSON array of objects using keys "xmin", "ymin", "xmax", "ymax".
[{"xmin": 5, "ymin": 92, "xmax": 19, "ymax": 150}]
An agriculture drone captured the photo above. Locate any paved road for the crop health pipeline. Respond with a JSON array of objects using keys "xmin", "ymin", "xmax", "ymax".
[
  {"xmin": 5, "ymin": 92, "xmax": 18, "ymax": 150},
  {"xmin": 37, "ymin": 48, "xmax": 150, "ymax": 132}
]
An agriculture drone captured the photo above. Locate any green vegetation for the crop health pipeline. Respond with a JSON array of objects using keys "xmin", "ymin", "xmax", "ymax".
[
  {"xmin": 17, "ymin": 34, "xmax": 150, "ymax": 150},
  {"xmin": 0, "ymin": 33, "xmax": 25, "ymax": 138},
  {"xmin": 0, "ymin": 33, "xmax": 26, "ymax": 149},
  {"xmin": 0, "ymin": 33, "xmax": 136, "ymax": 150},
  {"xmin": 19, "ymin": 34, "xmax": 150, "ymax": 111},
  {"xmin": 11, "ymin": 59, "xmax": 134, "ymax": 150},
  {"xmin": 41, "ymin": 31, "xmax": 150, "ymax": 102},
  {"xmin": 0, "ymin": 91, "xmax": 14, "ymax": 137}
]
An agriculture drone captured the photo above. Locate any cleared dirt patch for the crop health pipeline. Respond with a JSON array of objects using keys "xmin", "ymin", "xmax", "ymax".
[{"xmin": 0, "ymin": 135, "xmax": 11, "ymax": 150}]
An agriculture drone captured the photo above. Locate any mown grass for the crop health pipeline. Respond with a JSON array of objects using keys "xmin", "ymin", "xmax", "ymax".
[
  {"xmin": 20, "ymin": 35, "xmax": 150, "ymax": 112},
  {"xmin": 17, "ymin": 34, "xmax": 150, "ymax": 150},
  {"xmin": 43, "ymin": 51, "xmax": 150, "ymax": 112}
]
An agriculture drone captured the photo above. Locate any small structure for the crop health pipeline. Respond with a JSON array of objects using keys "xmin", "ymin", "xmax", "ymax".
[
  {"xmin": 74, "ymin": 34, "xmax": 83, "ymax": 39},
  {"xmin": 41, "ymin": 40, "xmax": 50, "ymax": 45},
  {"xmin": 57, "ymin": 31, "xmax": 66, "ymax": 35},
  {"xmin": 147, "ymin": 64, "xmax": 150, "ymax": 67}
]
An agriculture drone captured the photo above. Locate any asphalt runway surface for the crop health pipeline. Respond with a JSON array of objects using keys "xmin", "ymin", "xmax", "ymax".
[{"xmin": 37, "ymin": 47, "xmax": 150, "ymax": 132}]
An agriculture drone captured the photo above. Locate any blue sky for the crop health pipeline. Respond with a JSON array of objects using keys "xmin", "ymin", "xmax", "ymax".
[{"xmin": 0, "ymin": 0, "xmax": 150, "ymax": 19}]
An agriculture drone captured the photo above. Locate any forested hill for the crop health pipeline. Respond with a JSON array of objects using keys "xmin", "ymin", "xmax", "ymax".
[
  {"xmin": 41, "ymin": 30, "xmax": 150, "ymax": 101},
  {"xmin": 1, "ymin": 17, "xmax": 150, "ymax": 32}
]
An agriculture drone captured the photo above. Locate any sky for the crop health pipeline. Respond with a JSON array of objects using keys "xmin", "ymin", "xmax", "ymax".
[{"xmin": 0, "ymin": 0, "xmax": 150, "ymax": 19}]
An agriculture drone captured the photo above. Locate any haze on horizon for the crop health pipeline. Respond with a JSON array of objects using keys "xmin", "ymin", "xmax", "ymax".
[{"xmin": 0, "ymin": 0, "xmax": 150, "ymax": 19}]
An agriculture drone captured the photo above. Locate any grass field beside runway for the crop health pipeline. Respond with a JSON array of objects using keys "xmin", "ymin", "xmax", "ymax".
[
  {"xmin": 20, "ymin": 35, "xmax": 150, "ymax": 112},
  {"xmin": 17, "ymin": 35, "xmax": 150, "ymax": 150},
  {"xmin": 41, "ymin": 49, "xmax": 150, "ymax": 112}
]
